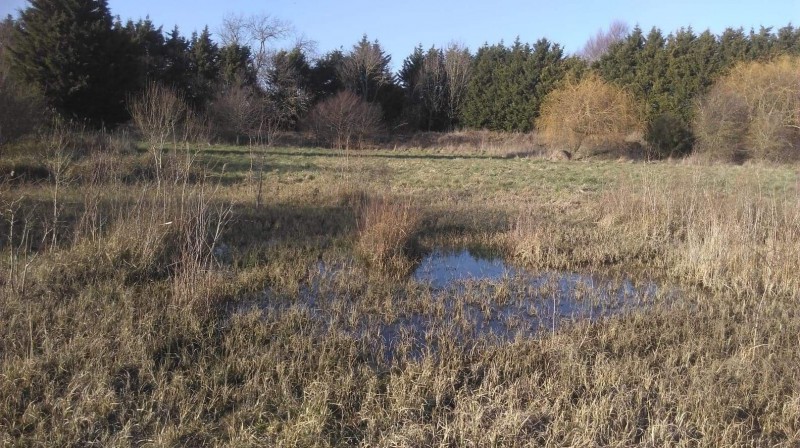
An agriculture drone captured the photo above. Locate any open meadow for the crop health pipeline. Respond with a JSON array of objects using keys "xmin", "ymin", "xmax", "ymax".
[{"xmin": 1, "ymin": 140, "xmax": 799, "ymax": 446}]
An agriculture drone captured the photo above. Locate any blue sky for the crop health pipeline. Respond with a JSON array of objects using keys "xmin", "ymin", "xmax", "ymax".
[{"xmin": 3, "ymin": 0, "xmax": 798, "ymax": 69}]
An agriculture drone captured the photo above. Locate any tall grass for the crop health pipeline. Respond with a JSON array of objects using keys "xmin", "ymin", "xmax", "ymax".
[
  {"xmin": 1, "ymin": 137, "xmax": 799, "ymax": 446},
  {"xmin": 511, "ymin": 170, "xmax": 800, "ymax": 297},
  {"xmin": 355, "ymin": 194, "xmax": 422, "ymax": 276},
  {"xmin": 598, "ymin": 173, "xmax": 800, "ymax": 296}
]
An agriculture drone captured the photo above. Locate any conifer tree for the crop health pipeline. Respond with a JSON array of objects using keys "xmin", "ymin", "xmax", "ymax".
[
  {"xmin": 308, "ymin": 49, "xmax": 345, "ymax": 102},
  {"xmin": 340, "ymin": 35, "xmax": 402, "ymax": 122},
  {"xmin": 10, "ymin": 0, "xmax": 135, "ymax": 124},
  {"xmin": 219, "ymin": 43, "xmax": 256, "ymax": 88},
  {"xmin": 265, "ymin": 47, "xmax": 312, "ymax": 128},
  {"xmin": 399, "ymin": 44, "xmax": 425, "ymax": 128},
  {"xmin": 188, "ymin": 26, "xmax": 219, "ymax": 107},
  {"xmin": 340, "ymin": 35, "xmax": 393, "ymax": 103},
  {"xmin": 161, "ymin": 26, "xmax": 191, "ymax": 95},
  {"xmin": 462, "ymin": 43, "xmax": 507, "ymax": 130},
  {"xmin": 596, "ymin": 26, "xmax": 644, "ymax": 92},
  {"xmin": 463, "ymin": 38, "xmax": 563, "ymax": 132},
  {"xmin": 119, "ymin": 18, "xmax": 166, "ymax": 91}
]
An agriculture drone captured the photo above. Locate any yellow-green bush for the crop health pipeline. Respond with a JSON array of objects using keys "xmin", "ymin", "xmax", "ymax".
[
  {"xmin": 537, "ymin": 74, "xmax": 642, "ymax": 156},
  {"xmin": 694, "ymin": 56, "xmax": 800, "ymax": 162}
]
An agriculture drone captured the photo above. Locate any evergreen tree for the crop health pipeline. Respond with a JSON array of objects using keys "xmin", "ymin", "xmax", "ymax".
[
  {"xmin": 692, "ymin": 30, "xmax": 722, "ymax": 92},
  {"xmin": 529, "ymin": 38, "xmax": 565, "ymax": 122},
  {"xmin": 416, "ymin": 47, "xmax": 448, "ymax": 130},
  {"xmin": 10, "ymin": 0, "xmax": 136, "ymax": 124},
  {"xmin": 400, "ymin": 45, "xmax": 451, "ymax": 130},
  {"xmin": 340, "ymin": 35, "xmax": 393, "ymax": 102},
  {"xmin": 775, "ymin": 24, "xmax": 800, "ymax": 55},
  {"xmin": 188, "ymin": 26, "xmax": 219, "ymax": 107},
  {"xmin": 462, "ymin": 43, "xmax": 507, "ymax": 130},
  {"xmin": 462, "ymin": 38, "xmax": 563, "ymax": 132},
  {"xmin": 161, "ymin": 26, "xmax": 191, "ymax": 95},
  {"xmin": 119, "ymin": 17, "xmax": 165, "ymax": 91},
  {"xmin": 1, "ymin": 15, "xmax": 17, "ymax": 79},
  {"xmin": 219, "ymin": 43, "xmax": 256, "ymax": 88},
  {"xmin": 560, "ymin": 55, "xmax": 590, "ymax": 83},
  {"xmin": 308, "ymin": 49, "xmax": 345, "ymax": 101},
  {"xmin": 718, "ymin": 27, "xmax": 750, "ymax": 67},
  {"xmin": 636, "ymin": 27, "xmax": 668, "ymax": 116},
  {"xmin": 398, "ymin": 45, "xmax": 425, "ymax": 129},
  {"xmin": 1, "ymin": 14, "xmax": 45, "ymax": 143},
  {"xmin": 748, "ymin": 26, "xmax": 775, "ymax": 59},
  {"xmin": 266, "ymin": 47, "xmax": 312, "ymax": 128},
  {"xmin": 340, "ymin": 35, "xmax": 402, "ymax": 122},
  {"xmin": 399, "ymin": 45, "xmax": 424, "ymax": 90},
  {"xmin": 596, "ymin": 26, "xmax": 645, "ymax": 93},
  {"xmin": 663, "ymin": 28, "xmax": 700, "ymax": 122},
  {"xmin": 498, "ymin": 39, "xmax": 536, "ymax": 131}
]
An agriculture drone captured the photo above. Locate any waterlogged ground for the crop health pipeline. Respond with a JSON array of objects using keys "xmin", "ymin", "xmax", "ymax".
[
  {"xmin": 236, "ymin": 249, "xmax": 668, "ymax": 362},
  {"xmin": 4, "ymin": 142, "xmax": 800, "ymax": 446}
]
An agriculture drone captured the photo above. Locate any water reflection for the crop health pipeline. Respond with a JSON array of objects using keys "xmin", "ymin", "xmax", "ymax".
[{"xmin": 240, "ymin": 249, "xmax": 666, "ymax": 362}]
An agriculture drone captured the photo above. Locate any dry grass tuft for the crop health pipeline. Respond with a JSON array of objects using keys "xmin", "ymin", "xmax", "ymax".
[{"xmin": 355, "ymin": 194, "xmax": 422, "ymax": 276}]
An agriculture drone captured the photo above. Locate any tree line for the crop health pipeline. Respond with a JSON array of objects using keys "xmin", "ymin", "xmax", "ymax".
[{"xmin": 1, "ymin": 0, "xmax": 799, "ymax": 156}]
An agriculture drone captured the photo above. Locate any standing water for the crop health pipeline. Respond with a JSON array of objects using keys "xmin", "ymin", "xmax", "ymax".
[{"xmin": 238, "ymin": 249, "xmax": 665, "ymax": 362}]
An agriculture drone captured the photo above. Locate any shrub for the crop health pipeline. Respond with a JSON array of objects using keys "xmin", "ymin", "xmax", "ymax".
[
  {"xmin": 645, "ymin": 113, "xmax": 694, "ymax": 159},
  {"xmin": 128, "ymin": 82, "xmax": 209, "ymax": 186},
  {"xmin": 694, "ymin": 57, "xmax": 800, "ymax": 162},
  {"xmin": 305, "ymin": 90, "xmax": 383, "ymax": 149},
  {"xmin": 537, "ymin": 74, "xmax": 642, "ymax": 156},
  {"xmin": 0, "ymin": 76, "xmax": 46, "ymax": 148},
  {"xmin": 128, "ymin": 82, "xmax": 187, "ymax": 151},
  {"xmin": 208, "ymin": 84, "xmax": 263, "ymax": 144}
]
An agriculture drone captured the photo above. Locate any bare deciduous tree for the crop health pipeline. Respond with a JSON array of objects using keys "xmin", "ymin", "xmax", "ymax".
[
  {"xmin": 129, "ymin": 82, "xmax": 188, "ymax": 188},
  {"xmin": 215, "ymin": 13, "xmax": 308, "ymax": 140},
  {"xmin": 581, "ymin": 20, "xmax": 630, "ymax": 62},
  {"xmin": 339, "ymin": 36, "xmax": 393, "ymax": 102},
  {"xmin": 218, "ymin": 13, "xmax": 246, "ymax": 47},
  {"xmin": 217, "ymin": 13, "xmax": 291, "ymax": 86},
  {"xmin": 209, "ymin": 84, "xmax": 262, "ymax": 144},
  {"xmin": 306, "ymin": 90, "xmax": 383, "ymax": 150},
  {"xmin": 444, "ymin": 42, "xmax": 471, "ymax": 129}
]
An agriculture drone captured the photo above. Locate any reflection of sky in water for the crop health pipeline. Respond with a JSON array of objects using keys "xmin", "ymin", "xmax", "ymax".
[
  {"xmin": 413, "ymin": 249, "xmax": 658, "ymax": 298},
  {"xmin": 413, "ymin": 250, "xmax": 513, "ymax": 288},
  {"xmin": 242, "ymin": 250, "xmax": 667, "ymax": 363}
]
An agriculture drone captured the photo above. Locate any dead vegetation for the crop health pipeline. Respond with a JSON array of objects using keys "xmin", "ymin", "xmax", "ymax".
[{"xmin": 0, "ymin": 134, "xmax": 799, "ymax": 446}]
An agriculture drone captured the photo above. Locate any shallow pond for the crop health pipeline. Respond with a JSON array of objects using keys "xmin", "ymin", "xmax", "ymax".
[
  {"xmin": 238, "ymin": 249, "xmax": 667, "ymax": 362},
  {"xmin": 396, "ymin": 250, "xmax": 660, "ymax": 346},
  {"xmin": 414, "ymin": 249, "xmax": 658, "ymax": 310}
]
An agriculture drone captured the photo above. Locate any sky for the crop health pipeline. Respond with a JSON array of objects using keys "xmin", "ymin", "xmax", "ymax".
[{"xmin": 2, "ymin": 0, "xmax": 799, "ymax": 70}]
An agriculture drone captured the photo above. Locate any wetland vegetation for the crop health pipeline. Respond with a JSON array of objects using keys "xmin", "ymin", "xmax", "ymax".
[
  {"xmin": 2, "ymin": 1, "xmax": 800, "ymax": 445},
  {"xmin": 1, "ymin": 140, "xmax": 799, "ymax": 446}
]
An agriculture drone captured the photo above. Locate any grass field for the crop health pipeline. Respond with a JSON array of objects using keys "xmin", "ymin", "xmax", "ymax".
[{"xmin": 1, "ymin": 141, "xmax": 799, "ymax": 446}]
